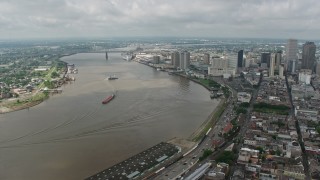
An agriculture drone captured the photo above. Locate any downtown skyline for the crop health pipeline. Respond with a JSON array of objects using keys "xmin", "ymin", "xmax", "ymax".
[{"xmin": 0, "ymin": 0, "xmax": 320, "ymax": 40}]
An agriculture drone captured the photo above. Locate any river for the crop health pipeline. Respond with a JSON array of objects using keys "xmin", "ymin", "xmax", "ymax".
[{"xmin": 0, "ymin": 53, "xmax": 220, "ymax": 180}]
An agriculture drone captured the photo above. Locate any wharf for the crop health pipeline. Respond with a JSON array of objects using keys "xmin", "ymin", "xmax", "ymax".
[{"xmin": 86, "ymin": 142, "xmax": 180, "ymax": 180}]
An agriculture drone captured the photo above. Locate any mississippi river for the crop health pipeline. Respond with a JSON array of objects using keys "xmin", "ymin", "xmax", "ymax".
[{"xmin": 0, "ymin": 53, "xmax": 219, "ymax": 180}]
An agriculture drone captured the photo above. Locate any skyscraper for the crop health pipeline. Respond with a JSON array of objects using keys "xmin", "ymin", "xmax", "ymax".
[
  {"xmin": 237, "ymin": 50, "xmax": 244, "ymax": 68},
  {"xmin": 275, "ymin": 51, "xmax": 282, "ymax": 70},
  {"xmin": 171, "ymin": 52, "xmax": 180, "ymax": 68},
  {"xmin": 269, "ymin": 55, "xmax": 275, "ymax": 77},
  {"xmin": 302, "ymin": 42, "xmax": 316, "ymax": 71},
  {"xmin": 285, "ymin": 39, "xmax": 298, "ymax": 72},
  {"xmin": 153, "ymin": 56, "xmax": 160, "ymax": 64},
  {"xmin": 203, "ymin": 53, "xmax": 210, "ymax": 65},
  {"xmin": 288, "ymin": 60, "xmax": 296, "ymax": 73},
  {"xmin": 228, "ymin": 54, "xmax": 238, "ymax": 70},
  {"xmin": 179, "ymin": 51, "xmax": 190, "ymax": 70},
  {"xmin": 261, "ymin": 52, "xmax": 271, "ymax": 67}
]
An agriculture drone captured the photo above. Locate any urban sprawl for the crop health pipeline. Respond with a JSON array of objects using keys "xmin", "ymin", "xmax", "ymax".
[{"xmin": 1, "ymin": 38, "xmax": 320, "ymax": 179}]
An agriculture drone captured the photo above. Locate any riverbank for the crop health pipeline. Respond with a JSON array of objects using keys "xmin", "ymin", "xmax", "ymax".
[
  {"xmin": 0, "ymin": 53, "xmax": 76, "ymax": 114},
  {"xmin": 173, "ymin": 73, "xmax": 228, "ymax": 141},
  {"xmin": 0, "ymin": 92, "xmax": 49, "ymax": 114},
  {"xmin": 133, "ymin": 60, "xmax": 227, "ymax": 143}
]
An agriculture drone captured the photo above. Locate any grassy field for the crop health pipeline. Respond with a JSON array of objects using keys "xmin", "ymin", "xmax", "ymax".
[{"xmin": 5, "ymin": 92, "xmax": 48, "ymax": 109}]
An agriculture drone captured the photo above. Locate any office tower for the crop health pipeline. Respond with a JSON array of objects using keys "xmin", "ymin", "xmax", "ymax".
[
  {"xmin": 171, "ymin": 52, "xmax": 180, "ymax": 68},
  {"xmin": 228, "ymin": 54, "xmax": 238, "ymax": 70},
  {"xmin": 237, "ymin": 50, "xmax": 244, "ymax": 68},
  {"xmin": 279, "ymin": 65, "xmax": 284, "ymax": 79},
  {"xmin": 261, "ymin": 52, "xmax": 271, "ymax": 67},
  {"xmin": 285, "ymin": 39, "xmax": 298, "ymax": 71},
  {"xmin": 269, "ymin": 56, "xmax": 275, "ymax": 77},
  {"xmin": 203, "ymin": 53, "xmax": 210, "ymax": 65},
  {"xmin": 302, "ymin": 42, "xmax": 316, "ymax": 71},
  {"xmin": 153, "ymin": 56, "xmax": 160, "ymax": 64},
  {"xmin": 275, "ymin": 51, "xmax": 282, "ymax": 70},
  {"xmin": 288, "ymin": 60, "xmax": 296, "ymax": 73},
  {"xmin": 316, "ymin": 62, "xmax": 320, "ymax": 76},
  {"xmin": 179, "ymin": 51, "xmax": 190, "ymax": 70}
]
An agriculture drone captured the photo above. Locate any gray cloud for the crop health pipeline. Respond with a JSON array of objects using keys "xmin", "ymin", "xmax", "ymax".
[{"xmin": 0, "ymin": 0, "xmax": 319, "ymax": 39}]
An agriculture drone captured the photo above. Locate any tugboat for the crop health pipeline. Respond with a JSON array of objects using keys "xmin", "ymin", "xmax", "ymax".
[
  {"xmin": 107, "ymin": 75, "xmax": 118, "ymax": 80},
  {"xmin": 102, "ymin": 94, "xmax": 115, "ymax": 104}
]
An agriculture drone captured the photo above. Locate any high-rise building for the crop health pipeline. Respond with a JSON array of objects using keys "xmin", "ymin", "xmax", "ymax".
[
  {"xmin": 203, "ymin": 53, "xmax": 210, "ymax": 65},
  {"xmin": 237, "ymin": 50, "xmax": 244, "ymax": 68},
  {"xmin": 153, "ymin": 56, "xmax": 160, "ymax": 64},
  {"xmin": 261, "ymin": 52, "xmax": 271, "ymax": 67},
  {"xmin": 171, "ymin": 52, "xmax": 180, "ymax": 68},
  {"xmin": 179, "ymin": 51, "xmax": 190, "ymax": 70},
  {"xmin": 275, "ymin": 51, "xmax": 282, "ymax": 70},
  {"xmin": 279, "ymin": 65, "xmax": 284, "ymax": 79},
  {"xmin": 288, "ymin": 60, "xmax": 296, "ymax": 73},
  {"xmin": 302, "ymin": 42, "xmax": 316, "ymax": 71},
  {"xmin": 316, "ymin": 62, "xmax": 320, "ymax": 76},
  {"xmin": 228, "ymin": 54, "xmax": 238, "ymax": 70},
  {"xmin": 269, "ymin": 56, "xmax": 275, "ymax": 77},
  {"xmin": 285, "ymin": 39, "xmax": 298, "ymax": 71}
]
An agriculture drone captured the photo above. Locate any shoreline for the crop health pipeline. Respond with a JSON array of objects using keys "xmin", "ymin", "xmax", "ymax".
[
  {"xmin": 0, "ymin": 53, "xmax": 76, "ymax": 114},
  {"xmin": 133, "ymin": 59, "xmax": 226, "ymax": 143}
]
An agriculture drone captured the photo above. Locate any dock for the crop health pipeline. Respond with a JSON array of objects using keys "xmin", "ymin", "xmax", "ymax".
[{"xmin": 86, "ymin": 142, "xmax": 180, "ymax": 180}]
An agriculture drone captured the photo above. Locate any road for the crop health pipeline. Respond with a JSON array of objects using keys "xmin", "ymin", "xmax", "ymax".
[{"xmin": 285, "ymin": 74, "xmax": 311, "ymax": 180}]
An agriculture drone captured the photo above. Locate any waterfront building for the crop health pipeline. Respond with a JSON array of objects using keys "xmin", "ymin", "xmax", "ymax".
[
  {"xmin": 179, "ymin": 51, "xmax": 190, "ymax": 70},
  {"xmin": 203, "ymin": 53, "xmax": 210, "ymax": 65},
  {"xmin": 153, "ymin": 55, "xmax": 160, "ymax": 64},
  {"xmin": 302, "ymin": 42, "xmax": 316, "ymax": 71},
  {"xmin": 171, "ymin": 52, "xmax": 180, "ymax": 68},
  {"xmin": 285, "ymin": 39, "xmax": 298, "ymax": 72},
  {"xmin": 237, "ymin": 50, "xmax": 244, "ymax": 68}
]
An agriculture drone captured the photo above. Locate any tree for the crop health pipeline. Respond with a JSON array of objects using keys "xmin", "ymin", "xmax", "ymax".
[{"xmin": 216, "ymin": 151, "xmax": 235, "ymax": 165}]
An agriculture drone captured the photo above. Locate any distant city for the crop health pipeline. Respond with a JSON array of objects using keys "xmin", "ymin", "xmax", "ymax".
[{"xmin": 1, "ymin": 37, "xmax": 320, "ymax": 179}]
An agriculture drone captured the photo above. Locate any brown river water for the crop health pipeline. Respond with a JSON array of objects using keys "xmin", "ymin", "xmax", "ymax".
[{"xmin": 0, "ymin": 53, "xmax": 219, "ymax": 180}]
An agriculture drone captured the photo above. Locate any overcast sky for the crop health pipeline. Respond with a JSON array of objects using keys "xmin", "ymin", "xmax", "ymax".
[{"xmin": 0, "ymin": 0, "xmax": 319, "ymax": 40}]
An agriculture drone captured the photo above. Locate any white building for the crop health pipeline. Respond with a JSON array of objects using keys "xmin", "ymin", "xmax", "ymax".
[
  {"xmin": 208, "ymin": 57, "xmax": 235, "ymax": 76},
  {"xmin": 298, "ymin": 69, "xmax": 312, "ymax": 84}
]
